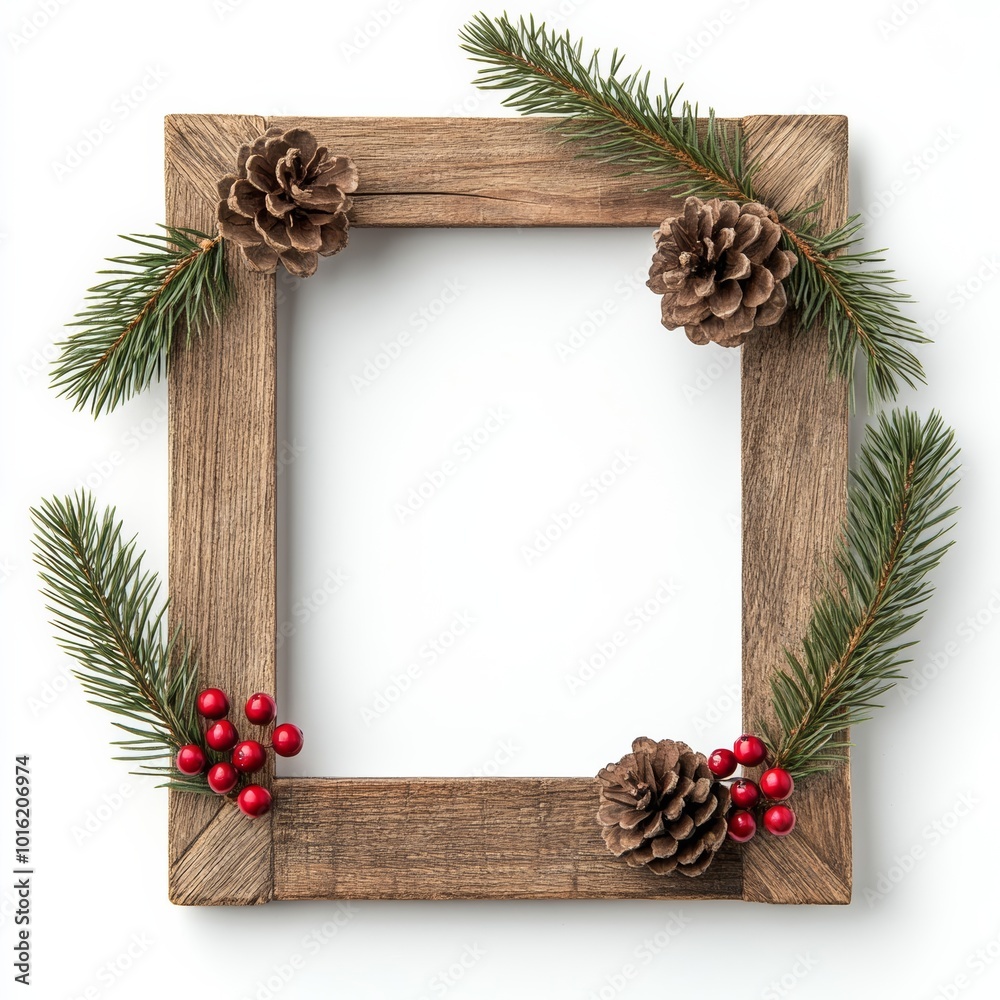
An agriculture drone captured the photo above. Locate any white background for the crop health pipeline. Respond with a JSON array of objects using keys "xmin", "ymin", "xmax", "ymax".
[{"xmin": 2, "ymin": 0, "xmax": 998, "ymax": 997}]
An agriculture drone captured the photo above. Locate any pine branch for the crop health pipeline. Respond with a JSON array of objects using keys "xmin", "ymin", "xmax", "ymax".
[
  {"xmin": 783, "ymin": 220, "xmax": 928, "ymax": 409},
  {"xmin": 31, "ymin": 492, "xmax": 207, "ymax": 790},
  {"xmin": 460, "ymin": 13, "xmax": 756, "ymax": 202},
  {"xmin": 459, "ymin": 13, "xmax": 927, "ymax": 406},
  {"xmin": 767, "ymin": 410, "xmax": 959, "ymax": 779},
  {"xmin": 51, "ymin": 226, "xmax": 229, "ymax": 418}
]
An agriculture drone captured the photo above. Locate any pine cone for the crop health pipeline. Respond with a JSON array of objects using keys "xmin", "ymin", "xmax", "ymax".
[
  {"xmin": 217, "ymin": 126, "xmax": 358, "ymax": 278},
  {"xmin": 647, "ymin": 196, "xmax": 797, "ymax": 347},
  {"xmin": 596, "ymin": 737, "xmax": 729, "ymax": 877}
]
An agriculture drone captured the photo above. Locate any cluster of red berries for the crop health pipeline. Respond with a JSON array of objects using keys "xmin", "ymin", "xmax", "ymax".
[
  {"xmin": 175, "ymin": 688, "xmax": 303, "ymax": 818},
  {"xmin": 707, "ymin": 734, "xmax": 796, "ymax": 843}
]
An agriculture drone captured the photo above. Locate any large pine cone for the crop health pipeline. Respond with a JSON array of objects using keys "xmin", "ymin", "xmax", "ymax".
[
  {"xmin": 647, "ymin": 196, "xmax": 797, "ymax": 347},
  {"xmin": 597, "ymin": 737, "xmax": 729, "ymax": 877},
  {"xmin": 217, "ymin": 126, "xmax": 358, "ymax": 278}
]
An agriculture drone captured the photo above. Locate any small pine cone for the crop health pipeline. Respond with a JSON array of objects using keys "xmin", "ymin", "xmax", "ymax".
[
  {"xmin": 596, "ymin": 737, "xmax": 730, "ymax": 877},
  {"xmin": 217, "ymin": 126, "xmax": 358, "ymax": 278},
  {"xmin": 647, "ymin": 195, "xmax": 797, "ymax": 347}
]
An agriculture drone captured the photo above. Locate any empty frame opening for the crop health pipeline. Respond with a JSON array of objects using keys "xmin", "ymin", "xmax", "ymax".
[{"xmin": 277, "ymin": 227, "xmax": 741, "ymax": 777}]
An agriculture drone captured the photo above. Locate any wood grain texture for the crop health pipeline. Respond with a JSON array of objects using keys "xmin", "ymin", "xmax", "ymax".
[
  {"xmin": 273, "ymin": 778, "xmax": 741, "ymax": 900},
  {"xmin": 166, "ymin": 115, "xmax": 277, "ymax": 905},
  {"xmin": 165, "ymin": 114, "xmax": 852, "ymax": 904},
  {"xmin": 265, "ymin": 116, "xmax": 690, "ymax": 226},
  {"xmin": 739, "ymin": 115, "xmax": 851, "ymax": 904}
]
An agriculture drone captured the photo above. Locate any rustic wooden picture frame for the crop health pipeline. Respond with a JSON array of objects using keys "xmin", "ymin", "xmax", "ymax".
[{"xmin": 165, "ymin": 113, "xmax": 850, "ymax": 905}]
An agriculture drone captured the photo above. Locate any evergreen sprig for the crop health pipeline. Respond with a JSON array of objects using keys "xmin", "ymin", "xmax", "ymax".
[
  {"xmin": 768, "ymin": 410, "xmax": 959, "ymax": 779},
  {"xmin": 459, "ymin": 13, "xmax": 927, "ymax": 406},
  {"xmin": 52, "ymin": 226, "xmax": 228, "ymax": 418},
  {"xmin": 784, "ymin": 219, "xmax": 927, "ymax": 409},
  {"xmin": 31, "ymin": 492, "xmax": 209, "ymax": 792},
  {"xmin": 460, "ymin": 12, "xmax": 756, "ymax": 202}
]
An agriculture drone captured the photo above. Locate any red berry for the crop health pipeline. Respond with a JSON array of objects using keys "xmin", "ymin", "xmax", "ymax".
[
  {"xmin": 245, "ymin": 692, "xmax": 277, "ymax": 726},
  {"xmin": 176, "ymin": 744, "xmax": 206, "ymax": 775},
  {"xmin": 730, "ymin": 778, "xmax": 760, "ymax": 810},
  {"xmin": 707, "ymin": 748, "xmax": 737, "ymax": 778},
  {"xmin": 727, "ymin": 809, "xmax": 757, "ymax": 843},
  {"xmin": 205, "ymin": 720, "xmax": 239, "ymax": 752},
  {"xmin": 759, "ymin": 767, "xmax": 794, "ymax": 801},
  {"xmin": 272, "ymin": 723, "xmax": 304, "ymax": 757},
  {"xmin": 232, "ymin": 740, "xmax": 266, "ymax": 773},
  {"xmin": 733, "ymin": 734, "xmax": 768, "ymax": 767},
  {"xmin": 236, "ymin": 784, "xmax": 272, "ymax": 818},
  {"xmin": 763, "ymin": 804, "xmax": 796, "ymax": 836},
  {"xmin": 206, "ymin": 762, "xmax": 238, "ymax": 794},
  {"xmin": 196, "ymin": 688, "xmax": 230, "ymax": 720}
]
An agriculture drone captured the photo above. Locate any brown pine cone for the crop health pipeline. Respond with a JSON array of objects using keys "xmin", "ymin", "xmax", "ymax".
[
  {"xmin": 217, "ymin": 126, "xmax": 358, "ymax": 278},
  {"xmin": 647, "ymin": 196, "xmax": 797, "ymax": 347},
  {"xmin": 596, "ymin": 737, "xmax": 729, "ymax": 877}
]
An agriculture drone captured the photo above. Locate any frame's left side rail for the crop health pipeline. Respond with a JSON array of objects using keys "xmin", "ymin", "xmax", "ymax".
[{"xmin": 166, "ymin": 114, "xmax": 278, "ymax": 906}]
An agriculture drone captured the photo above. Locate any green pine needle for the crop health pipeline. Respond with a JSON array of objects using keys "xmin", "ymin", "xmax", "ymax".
[
  {"xmin": 783, "ymin": 219, "xmax": 928, "ymax": 409},
  {"xmin": 30, "ymin": 492, "xmax": 209, "ymax": 791},
  {"xmin": 459, "ymin": 13, "xmax": 927, "ymax": 407},
  {"xmin": 52, "ymin": 226, "xmax": 229, "ymax": 418},
  {"xmin": 460, "ymin": 12, "xmax": 756, "ymax": 202},
  {"xmin": 767, "ymin": 410, "xmax": 959, "ymax": 779}
]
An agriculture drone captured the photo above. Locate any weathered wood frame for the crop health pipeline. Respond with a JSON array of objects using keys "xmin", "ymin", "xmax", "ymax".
[{"xmin": 166, "ymin": 114, "xmax": 850, "ymax": 905}]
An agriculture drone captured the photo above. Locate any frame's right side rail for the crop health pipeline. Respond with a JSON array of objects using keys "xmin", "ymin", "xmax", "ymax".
[{"xmin": 740, "ymin": 114, "xmax": 851, "ymax": 904}]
